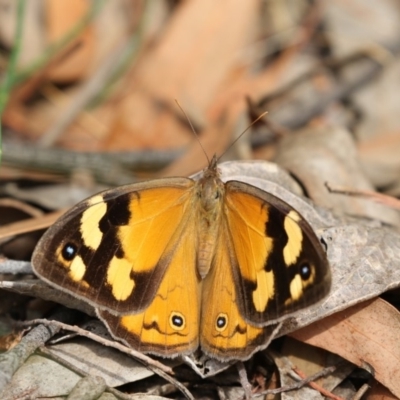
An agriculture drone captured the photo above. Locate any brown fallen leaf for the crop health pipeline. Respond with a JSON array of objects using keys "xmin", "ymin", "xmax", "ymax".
[
  {"xmin": 368, "ymin": 380, "xmax": 398, "ymax": 400},
  {"xmin": 290, "ymin": 297, "xmax": 400, "ymax": 399},
  {"xmin": 358, "ymin": 130, "xmax": 400, "ymax": 190},
  {"xmin": 104, "ymin": 0, "xmax": 260, "ymax": 151},
  {"xmin": 45, "ymin": 0, "xmax": 94, "ymax": 82}
]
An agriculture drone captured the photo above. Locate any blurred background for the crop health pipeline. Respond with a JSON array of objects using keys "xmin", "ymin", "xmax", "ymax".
[
  {"xmin": 1, "ymin": 0, "xmax": 400, "ymax": 181},
  {"xmin": 2, "ymin": 2, "xmax": 400, "ymax": 398}
]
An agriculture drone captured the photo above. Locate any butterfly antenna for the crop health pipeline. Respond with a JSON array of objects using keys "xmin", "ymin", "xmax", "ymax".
[
  {"xmin": 175, "ymin": 99, "xmax": 210, "ymax": 165},
  {"xmin": 217, "ymin": 110, "xmax": 268, "ymax": 162}
]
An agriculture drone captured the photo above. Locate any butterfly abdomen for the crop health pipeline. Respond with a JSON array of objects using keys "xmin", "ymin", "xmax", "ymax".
[{"xmin": 197, "ymin": 218, "xmax": 221, "ymax": 279}]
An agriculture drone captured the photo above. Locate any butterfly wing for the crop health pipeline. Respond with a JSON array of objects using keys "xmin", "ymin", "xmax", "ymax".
[
  {"xmin": 223, "ymin": 180, "xmax": 331, "ymax": 325},
  {"xmin": 32, "ymin": 178, "xmax": 197, "ymax": 315},
  {"xmin": 200, "ymin": 220, "xmax": 276, "ymax": 360},
  {"xmin": 98, "ymin": 224, "xmax": 201, "ymax": 357}
]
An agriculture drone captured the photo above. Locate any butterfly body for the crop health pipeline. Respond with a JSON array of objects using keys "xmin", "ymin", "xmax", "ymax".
[
  {"xmin": 195, "ymin": 155, "xmax": 225, "ymax": 277},
  {"xmin": 32, "ymin": 159, "xmax": 331, "ymax": 360}
]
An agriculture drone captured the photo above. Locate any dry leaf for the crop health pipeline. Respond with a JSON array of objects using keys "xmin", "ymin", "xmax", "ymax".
[
  {"xmin": 290, "ymin": 298, "xmax": 400, "ymax": 398},
  {"xmin": 45, "ymin": 0, "xmax": 94, "ymax": 82}
]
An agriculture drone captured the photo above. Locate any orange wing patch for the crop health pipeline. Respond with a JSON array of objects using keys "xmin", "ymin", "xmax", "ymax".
[
  {"xmin": 99, "ymin": 221, "xmax": 201, "ymax": 357},
  {"xmin": 225, "ymin": 190, "xmax": 276, "ymax": 316},
  {"xmin": 200, "ymin": 224, "xmax": 270, "ymax": 360},
  {"xmin": 32, "ymin": 180, "xmax": 197, "ymax": 314},
  {"xmin": 105, "ymin": 186, "xmax": 193, "ymax": 305},
  {"xmin": 118, "ymin": 187, "xmax": 193, "ymax": 273}
]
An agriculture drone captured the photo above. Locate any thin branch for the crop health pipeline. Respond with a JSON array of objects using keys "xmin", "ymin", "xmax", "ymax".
[
  {"xmin": 254, "ymin": 364, "xmax": 342, "ymax": 398},
  {"xmin": 24, "ymin": 319, "xmax": 194, "ymax": 400}
]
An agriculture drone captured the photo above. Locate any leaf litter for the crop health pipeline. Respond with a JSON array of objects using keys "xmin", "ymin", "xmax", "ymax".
[{"xmin": 1, "ymin": 0, "xmax": 400, "ymax": 398}]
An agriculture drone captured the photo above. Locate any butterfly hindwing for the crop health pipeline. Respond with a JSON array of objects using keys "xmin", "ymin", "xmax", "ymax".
[
  {"xmin": 98, "ymin": 219, "xmax": 201, "ymax": 357},
  {"xmin": 224, "ymin": 181, "xmax": 331, "ymax": 325},
  {"xmin": 32, "ymin": 178, "xmax": 195, "ymax": 314},
  {"xmin": 201, "ymin": 221, "xmax": 275, "ymax": 360}
]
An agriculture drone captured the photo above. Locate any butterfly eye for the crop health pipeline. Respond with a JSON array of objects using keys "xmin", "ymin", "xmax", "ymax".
[
  {"xmin": 300, "ymin": 263, "xmax": 312, "ymax": 281},
  {"xmin": 61, "ymin": 243, "xmax": 77, "ymax": 261},
  {"xmin": 215, "ymin": 313, "xmax": 228, "ymax": 332},
  {"xmin": 169, "ymin": 312, "xmax": 185, "ymax": 331}
]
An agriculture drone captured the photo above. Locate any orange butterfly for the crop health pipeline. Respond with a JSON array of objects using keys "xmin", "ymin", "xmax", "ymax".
[{"xmin": 32, "ymin": 155, "xmax": 331, "ymax": 360}]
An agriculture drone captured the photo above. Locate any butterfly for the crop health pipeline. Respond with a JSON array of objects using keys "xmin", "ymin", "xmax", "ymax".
[{"xmin": 32, "ymin": 155, "xmax": 331, "ymax": 361}]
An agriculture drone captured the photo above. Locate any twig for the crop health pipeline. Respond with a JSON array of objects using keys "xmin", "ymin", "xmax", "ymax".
[
  {"xmin": 252, "ymin": 40, "xmax": 400, "ymax": 147},
  {"xmin": 0, "ymin": 258, "xmax": 32, "ymax": 275},
  {"xmin": 236, "ymin": 361, "xmax": 252, "ymax": 400},
  {"xmin": 39, "ymin": 346, "xmax": 138, "ymax": 400},
  {"xmin": 292, "ymin": 366, "xmax": 344, "ymax": 400},
  {"xmin": 325, "ymin": 182, "xmax": 400, "ymax": 210},
  {"xmin": 24, "ymin": 319, "xmax": 194, "ymax": 400},
  {"xmin": 352, "ymin": 383, "xmax": 370, "ymax": 400},
  {"xmin": 254, "ymin": 364, "xmax": 341, "ymax": 398},
  {"xmin": 0, "ymin": 279, "xmax": 96, "ymax": 317},
  {"xmin": 0, "ymin": 317, "xmax": 63, "ymax": 393},
  {"xmin": 0, "ymin": 209, "xmax": 66, "ymax": 241},
  {"xmin": 2, "ymin": 139, "xmax": 182, "ymax": 185},
  {"xmin": 0, "ymin": 198, "xmax": 43, "ymax": 218}
]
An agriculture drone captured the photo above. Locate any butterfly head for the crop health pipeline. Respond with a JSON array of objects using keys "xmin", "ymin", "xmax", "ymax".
[{"xmin": 197, "ymin": 155, "xmax": 225, "ymax": 213}]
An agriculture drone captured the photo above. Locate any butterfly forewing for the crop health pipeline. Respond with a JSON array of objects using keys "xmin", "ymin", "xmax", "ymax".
[
  {"xmin": 32, "ymin": 178, "xmax": 195, "ymax": 314},
  {"xmin": 224, "ymin": 181, "xmax": 331, "ymax": 325}
]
